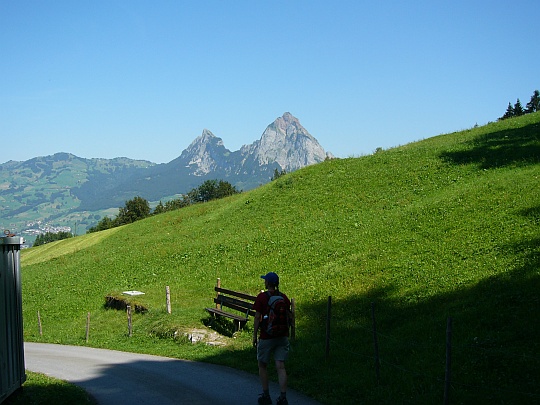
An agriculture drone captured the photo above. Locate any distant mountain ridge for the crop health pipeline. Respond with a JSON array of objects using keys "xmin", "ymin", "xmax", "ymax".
[{"xmin": 0, "ymin": 113, "xmax": 330, "ymax": 236}]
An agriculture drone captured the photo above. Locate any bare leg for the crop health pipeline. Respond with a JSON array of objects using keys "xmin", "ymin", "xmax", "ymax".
[
  {"xmin": 258, "ymin": 361, "xmax": 269, "ymax": 391},
  {"xmin": 275, "ymin": 360, "xmax": 287, "ymax": 393}
]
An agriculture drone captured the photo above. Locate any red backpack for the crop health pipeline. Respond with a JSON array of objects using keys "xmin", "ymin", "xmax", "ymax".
[{"xmin": 265, "ymin": 292, "xmax": 289, "ymax": 337}]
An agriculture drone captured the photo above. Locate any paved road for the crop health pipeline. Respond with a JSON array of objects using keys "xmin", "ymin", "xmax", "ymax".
[{"xmin": 24, "ymin": 343, "xmax": 321, "ymax": 405}]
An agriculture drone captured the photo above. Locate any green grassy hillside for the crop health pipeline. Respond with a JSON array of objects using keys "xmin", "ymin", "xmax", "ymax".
[{"xmin": 21, "ymin": 113, "xmax": 540, "ymax": 404}]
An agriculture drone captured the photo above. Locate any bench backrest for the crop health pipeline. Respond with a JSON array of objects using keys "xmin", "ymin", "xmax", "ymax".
[{"xmin": 214, "ymin": 286, "xmax": 258, "ymax": 318}]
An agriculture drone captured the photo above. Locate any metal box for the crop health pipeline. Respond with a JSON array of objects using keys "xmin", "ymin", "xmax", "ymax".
[{"xmin": 0, "ymin": 236, "xmax": 26, "ymax": 403}]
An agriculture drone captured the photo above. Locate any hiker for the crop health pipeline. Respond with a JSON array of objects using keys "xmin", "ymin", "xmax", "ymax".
[{"xmin": 253, "ymin": 271, "xmax": 292, "ymax": 405}]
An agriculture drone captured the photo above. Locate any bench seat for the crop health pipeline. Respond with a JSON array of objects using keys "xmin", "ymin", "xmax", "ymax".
[{"xmin": 205, "ymin": 286, "xmax": 257, "ymax": 331}]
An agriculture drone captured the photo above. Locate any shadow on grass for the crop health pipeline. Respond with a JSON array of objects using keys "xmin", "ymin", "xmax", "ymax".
[
  {"xmin": 440, "ymin": 121, "xmax": 540, "ymax": 169},
  {"xmin": 520, "ymin": 205, "xmax": 540, "ymax": 222},
  {"xmin": 3, "ymin": 380, "xmax": 96, "ymax": 405},
  {"xmin": 198, "ymin": 218, "xmax": 540, "ymax": 404},
  {"xmin": 202, "ymin": 314, "xmax": 238, "ymax": 337}
]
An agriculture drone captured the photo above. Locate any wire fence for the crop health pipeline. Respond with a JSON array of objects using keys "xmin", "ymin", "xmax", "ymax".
[
  {"xmin": 31, "ymin": 292, "xmax": 539, "ymax": 402},
  {"xmin": 322, "ymin": 297, "xmax": 540, "ymax": 403}
]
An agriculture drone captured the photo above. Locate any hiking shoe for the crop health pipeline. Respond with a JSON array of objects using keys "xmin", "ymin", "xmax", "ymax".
[
  {"xmin": 258, "ymin": 393, "xmax": 272, "ymax": 405},
  {"xmin": 276, "ymin": 396, "xmax": 288, "ymax": 405}
]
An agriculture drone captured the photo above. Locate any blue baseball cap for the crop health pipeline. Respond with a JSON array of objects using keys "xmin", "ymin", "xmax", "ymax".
[{"xmin": 261, "ymin": 272, "xmax": 279, "ymax": 285}]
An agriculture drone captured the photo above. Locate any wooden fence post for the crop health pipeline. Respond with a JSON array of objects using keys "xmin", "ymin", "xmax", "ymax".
[
  {"xmin": 216, "ymin": 278, "xmax": 221, "ymax": 310},
  {"xmin": 290, "ymin": 298, "xmax": 296, "ymax": 340},
  {"xmin": 371, "ymin": 302, "xmax": 380, "ymax": 385},
  {"xmin": 37, "ymin": 310, "xmax": 43, "ymax": 336},
  {"xmin": 86, "ymin": 312, "xmax": 90, "ymax": 343},
  {"xmin": 127, "ymin": 305, "xmax": 133, "ymax": 337},
  {"xmin": 166, "ymin": 285, "xmax": 171, "ymax": 314},
  {"xmin": 444, "ymin": 317, "xmax": 453, "ymax": 405},
  {"xmin": 325, "ymin": 296, "xmax": 331, "ymax": 360}
]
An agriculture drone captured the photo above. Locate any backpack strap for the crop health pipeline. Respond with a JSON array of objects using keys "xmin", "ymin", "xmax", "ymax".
[
  {"xmin": 266, "ymin": 290, "xmax": 281, "ymax": 298},
  {"xmin": 267, "ymin": 291, "xmax": 282, "ymax": 307}
]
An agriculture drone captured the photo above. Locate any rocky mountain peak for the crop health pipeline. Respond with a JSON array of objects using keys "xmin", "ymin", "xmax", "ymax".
[
  {"xmin": 275, "ymin": 112, "xmax": 299, "ymax": 132},
  {"xmin": 199, "ymin": 128, "xmax": 217, "ymax": 141},
  {"xmin": 240, "ymin": 112, "xmax": 327, "ymax": 172},
  {"xmin": 188, "ymin": 129, "xmax": 220, "ymax": 148},
  {"xmin": 178, "ymin": 129, "xmax": 230, "ymax": 176}
]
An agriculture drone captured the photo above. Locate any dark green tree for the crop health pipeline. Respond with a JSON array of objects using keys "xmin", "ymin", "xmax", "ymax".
[
  {"xmin": 87, "ymin": 216, "xmax": 115, "ymax": 233},
  {"xmin": 153, "ymin": 201, "xmax": 165, "ymax": 215},
  {"xmin": 164, "ymin": 195, "xmax": 191, "ymax": 211},
  {"xmin": 271, "ymin": 168, "xmax": 287, "ymax": 181},
  {"xmin": 196, "ymin": 179, "xmax": 219, "ymax": 202},
  {"xmin": 514, "ymin": 99, "xmax": 524, "ymax": 116},
  {"xmin": 116, "ymin": 196, "xmax": 151, "ymax": 225},
  {"xmin": 87, "ymin": 181, "xmax": 238, "ymax": 233},
  {"xmin": 500, "ymin": 102, "xmax": 515, "ymax": 120},
  {"xmin": 215, "ymin": 179, "xmax": 240, "ymax": 199},
  {"xmin": 189, "ymin": 179, "xmax": 239, "ymax": 203},
  {"xmin": 526, "ymin": 90, "xmax": 540, "ymax": 113},
  {"xmin": 33, "ymin": 231, "xmax": 73, "ymax": 247}
]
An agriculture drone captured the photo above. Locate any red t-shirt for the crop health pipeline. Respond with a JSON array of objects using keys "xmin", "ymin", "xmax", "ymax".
[{"xmin": 253, "ymin": 290, "xmax": 291, "ymax": 339}]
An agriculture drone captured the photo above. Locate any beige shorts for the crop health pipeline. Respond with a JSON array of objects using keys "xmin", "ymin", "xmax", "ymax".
[{"xmin": 257, "ymin": 337, "xmax": 290, "ymax": 364}]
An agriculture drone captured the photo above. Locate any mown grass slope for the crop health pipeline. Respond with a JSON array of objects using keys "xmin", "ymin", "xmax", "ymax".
[{"xmin": 21, "ymin": 112, "xmax": 540, "ymax": 404}]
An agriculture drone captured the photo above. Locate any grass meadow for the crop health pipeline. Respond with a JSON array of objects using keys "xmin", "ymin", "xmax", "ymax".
[
  {"xmin": 3, "ymin": 372, "xmax": 96, "ymax": 405},
  {"xmin": 19, "ymin": 112, "xmax": 540, "ymax": 404}
]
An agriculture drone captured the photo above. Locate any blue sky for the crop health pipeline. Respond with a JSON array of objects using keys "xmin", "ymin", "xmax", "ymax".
[{"xmin": 1, "ymin": 1, "xmax": 538, "ymax": 164}]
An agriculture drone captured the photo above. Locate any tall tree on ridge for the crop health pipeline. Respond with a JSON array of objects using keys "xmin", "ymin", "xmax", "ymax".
[
  {"xmin": 526, "ymin": 90, "xmax": 540, "ymax": 113},
  {"xmin": 501, "ymin": 102, "xmax": 515, "ymax": 120},
  {"xmin": 513, "ymin": 99, "xmax": 524, "ymax": 116}
]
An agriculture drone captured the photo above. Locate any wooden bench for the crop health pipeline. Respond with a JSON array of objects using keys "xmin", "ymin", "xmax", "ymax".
[{"xmin": 205, "ymin": 280, "xmax": 258, "ymax": 331}]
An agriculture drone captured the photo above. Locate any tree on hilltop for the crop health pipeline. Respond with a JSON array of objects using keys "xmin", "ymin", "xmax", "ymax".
[
  {"xmin": 500, "ymin": 90, "xmax": 540, "ymax": 120},
  {"xmin": 188, "ymin": 179, "xmax": 239, "ymax": 203},
  {"xmin": 513, "ymin": 99, "xmax": 524, "ymax": 116},
  {"xmin": 87, "ymin": 196, "xmax": 150, "ymax": 233},
  {"xmin": 34, "ymin": 231, "xmax": 73, "ymax": 247},
  {"xmin": 87, "ymin": 216, "xmax": 114, "ymax": 233},
  {"xmin": 86, "ymin": 180, "xmax": 239, "ymax": 233},
  {"xmin": 501, "ymin": 102, "xmax": 515, "ymax": 120},
  {"xmin": 526, "ymin": 90, "xmax": 540, "ymax": 113},
  {"xmin": 153, "ymin": 201, "xmax": 166, "ymax": 215},
  {"xmin": 116, "ymin": 196, "xmax": 151, "ymax": 225},
  {"xmin": 271, "ymin": 168, "xmax": 286, "ymax": 181},
  {"xmin": 163, "ymin": 195, "xmax": 191, "ymax": 211}
]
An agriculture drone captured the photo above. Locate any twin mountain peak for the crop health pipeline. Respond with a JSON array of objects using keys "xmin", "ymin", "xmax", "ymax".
[{"xmin": 176, "ymin": 112, "xmax": 332, "ymax": 178}]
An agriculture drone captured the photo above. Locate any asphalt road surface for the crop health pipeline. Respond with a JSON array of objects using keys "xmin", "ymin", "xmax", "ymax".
[{"xmin": 24, "ymin": 343, "xmax": 322, "ymax": 405}]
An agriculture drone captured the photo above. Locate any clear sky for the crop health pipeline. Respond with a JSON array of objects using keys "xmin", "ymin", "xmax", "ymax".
[{"xmin": 1, "ymin": 1, "xmax": 538, "ymax": 164}]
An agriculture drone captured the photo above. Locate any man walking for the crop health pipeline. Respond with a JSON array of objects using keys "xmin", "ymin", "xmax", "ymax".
[{"xmin": 253, "ymin": 272, "xmax": 291, "ymax": 405}]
